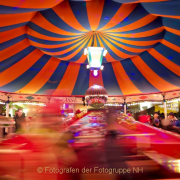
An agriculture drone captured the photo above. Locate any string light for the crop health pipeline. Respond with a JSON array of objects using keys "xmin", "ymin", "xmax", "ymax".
[
  {"xmin": 105, "ymin": 101, "xmax": 164, "ymax": 107},
  {"xmin": 1, "ymin": 97, "xmax": 179, "ymax": 107},
  {"xmin": 127, "ymin": 101, "xmax": 162, "ymax": 106},
  {"xmin": 167, "ymin": 98, "xmax": 180, "ymax": 103},
  {"xmin": 105, "ymin": 104, "xmax": 123, "ymax": 106},
  {"xmin": 13, "ymin": 102, "xmax": 46, "ymax": 106}
]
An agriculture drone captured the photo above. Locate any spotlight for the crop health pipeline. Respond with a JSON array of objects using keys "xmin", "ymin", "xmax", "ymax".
[
  {"xmin": 100, "ymin": 65, "xmax": 104, "ymax": 70},
  {"xmin": 84, "ymin": 48, "xmax": 87, "ymax": 55},
  {"xmin": 103, "ymin": 49, "xmax": 107, "ymax": 56},
  {"xmin": 93, "ymin": 70, "xmax": 98, "ymax": 76}
]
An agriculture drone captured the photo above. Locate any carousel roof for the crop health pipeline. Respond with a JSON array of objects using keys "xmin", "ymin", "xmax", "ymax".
[{"xmin": 0, "ymin": 0, "xmax": 180, "ymax": 96}]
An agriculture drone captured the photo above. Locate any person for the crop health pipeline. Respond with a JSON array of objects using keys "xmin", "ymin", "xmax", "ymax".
[
  {"xmin": 151, "ymin": 112, "xmax": 160, "ymax": 125},
  {"xmin": 168, "ymin": 112, "xmax": 178, "ymax": 126},
  {"xmin": 159, "ymin": 113, "xmax": 165, "ymax": 122},
  {"xmin": 102, "ymin": 110, "xmax": 132, "ymax": 180},
  {"xmin": 17, "ymin": 117, "xmax": 33, "ymax": 133},
  {"xmin": 104, "ymin": 122, "xmax": 132, "ymax": 180},
  {"xmin": 175, "ymin": 119, "xmax": 180, "ymax": 128},
  {"xmin": 13, "ymin": 110, "xmax": 18, "ymax": 120},
  {"xmin": 127, "ymin": 111, "xmax": 132, "ymax": 116},
  {"xmin": 161, "ymin": 118, "xmax": 180, "ymax": 134},
  {"xmin": 153, "ymin": 112, "xmax": 159, "ymax": 119},
  {"xmin": 0, "ymin": 103, "xmax": 64, "ymax": 180},
  {"xmin": 138, "ymin": 113, "xmax": 150, "ymax": 124},
  {"xmin": 106, "ymin": 107, "xmax": 117, "ymax": 131},
  {"xmin": 152, "ymin": 118, "xmax": 162, "ymax": 128},
  {"xmin": 168, "ymin": 112, "xmax": 180, "ymax": 128},
  {"xmin": 56, "ymin": 131, "xmax": 77, "ymax": 167},
  {"xmin": 146, "ymin": 113, "xmax": 151, "ymax": 123},
  {"xmin": 14, "ymin": 109, "xmax": 26, "ymax": 132}
]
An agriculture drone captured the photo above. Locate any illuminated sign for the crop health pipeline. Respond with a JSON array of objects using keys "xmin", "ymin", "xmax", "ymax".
[{"xmin": 59, "ymin": 97, "xmax": 77, "ymax": 103}]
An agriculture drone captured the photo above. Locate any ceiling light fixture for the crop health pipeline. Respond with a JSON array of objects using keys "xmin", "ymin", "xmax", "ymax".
[{"xmin": 84, "ymin": 31, "xmax": 107, "ymax": 76}]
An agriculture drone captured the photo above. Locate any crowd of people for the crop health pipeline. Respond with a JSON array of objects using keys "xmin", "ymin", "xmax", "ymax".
[{"xmin": 138, "ymin": 111, "xmax": 180, "ymax": 134}]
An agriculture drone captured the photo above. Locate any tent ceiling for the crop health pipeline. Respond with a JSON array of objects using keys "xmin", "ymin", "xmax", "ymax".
[{"xmin": 0, "ymin": 0, "xmax": 180, "ymax": 96}]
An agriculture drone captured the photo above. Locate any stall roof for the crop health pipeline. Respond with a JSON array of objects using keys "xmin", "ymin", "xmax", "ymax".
[{"xmin": 0, "ymin": 90, "xmax": 180, "ymax": 103}]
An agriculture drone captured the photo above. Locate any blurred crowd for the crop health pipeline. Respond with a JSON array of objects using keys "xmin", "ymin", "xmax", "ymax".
[{"xmin": 138, "ymin": 111, "xmax": 180, "ymax": 134}]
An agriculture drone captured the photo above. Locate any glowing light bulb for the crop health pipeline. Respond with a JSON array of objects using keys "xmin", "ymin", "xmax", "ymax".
[
  {"xmin": 100, "ymin": 65, "xmax": 104, "ymax": 70},
  {"xmin": 93, "ymin": 70, "xmax": 98, "ymax": 76},
  {"xmin": 103, "ymin": 50, "xmax": 107, "ymax": 56},
  {"xmin": 86, "ymin": 64, "xmax": 90, "ymax": 69},
  {"xmin": 84, "ymin": 48, "xmax": 87, "ymax": 55}
]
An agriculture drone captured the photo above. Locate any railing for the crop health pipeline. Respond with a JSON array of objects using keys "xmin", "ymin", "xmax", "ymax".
[
  {"xmin": 116, "ymin": 113, "xmax": 180, "ymax": 140},
  {"xmin": 74, "ymin": 133, "xmax": 155, "ymax": 139},
  {"xmin": 134, "ymin": 120, "xmax": 180, "ymax": 139},
  {"xmin": 143, "ymin": 150, "xmax": 180, "ymax": 174}
]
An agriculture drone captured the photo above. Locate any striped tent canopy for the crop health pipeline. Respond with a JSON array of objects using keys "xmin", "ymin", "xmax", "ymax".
[{"xmin": 0, "ymin": 0, "xmax": 180, "ymax": 96}]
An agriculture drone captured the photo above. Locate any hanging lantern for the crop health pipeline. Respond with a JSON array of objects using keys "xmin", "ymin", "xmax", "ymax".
[
  {"xmin": 85, "ymin": 85, "xmax": 108, "ymax": 108},
  {"xmin": 84, "ymin": 32, "xmax": 107, "ymax": 76}
]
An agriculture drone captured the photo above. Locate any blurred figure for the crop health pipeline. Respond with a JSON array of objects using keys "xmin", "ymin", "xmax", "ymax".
[
  {"xmin": 54, "ymin": 131, "xmax": 78, "ymax": 180},
  {"xmin": 127, "ymin": 111, "xmax": 132, "ymax": 116},
  {"xmin": 152, "ymin": 118, "xmax": 162, "ymax": 128},
  {"xmin": 153, "ymin": 112, "xmax": 160, "ymax": 119},
  {"xmin": 104, "ymin": 111, "xmax": 132, "ymax": 180},
  {"xmin": 15, "ymin": 108, "xmax": 26, "ymax": 132},
  {"xmin": 138, "ymin": 113, "xmax": 150, "ymax": 124},
  {"xmin": 56, "ymin": 132, "xmax": 77, "ymax": 167},
  {"xmin": 151, "ymin": 112, "xmax": 160, "ymax": 125},
  {"xmin": 0, "ymin": 102, "xmax": 68, "ymax": 180},
  {"xmin": 161, "ymin": 118, "xmax": 180, "ymax": 134},
  {"xmin": 175, "ymin": 119, "xmax": 180, "ymax": 128},
  {"xmin": 106, "ymin": 107, "xmax": 117, "ymax": 131},
  {"xmin": 168, "ymin": 112, "xmax": 178, "ymax": 126},
  {"xmin": 13, "ymin": 110, "xmax": 18, "ymax": 131},
  {"xmin": 104, "ymin": 135, "xmax": 132, "ymax": 179},
  {"xmin": 159, "ymin": 113, "xmax": 165, "ymax": 122},
  {"xmin": 146, "ymin": 113, "xmax": 151, "ymax": 123},
  {"xmin": 17, "ymin": 117, "xmax": 33, "ymax": 133}
]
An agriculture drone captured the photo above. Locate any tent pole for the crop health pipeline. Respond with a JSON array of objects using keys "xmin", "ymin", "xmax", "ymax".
[
  {"xmin": 124, "ymin": 97, "xmax": 126, "ymax": 114},
  {"xmin": 6, "ymin": 102, "xmax": 9, "ymax": 118},
  {"xmin": 163, "ymin": 94, "xmax": 167, "ymax": 119}
]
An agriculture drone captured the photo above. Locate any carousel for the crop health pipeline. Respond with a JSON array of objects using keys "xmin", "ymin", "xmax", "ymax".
[{"xmin": 85, "ymin": 84, "xmax": 108, "ymax": 108}]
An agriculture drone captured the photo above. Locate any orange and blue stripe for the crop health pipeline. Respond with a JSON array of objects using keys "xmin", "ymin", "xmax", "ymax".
[{"xmin": 0, "ymin": 0, "xmax": 179, "ymax": 96}]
